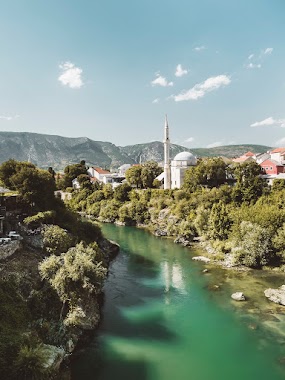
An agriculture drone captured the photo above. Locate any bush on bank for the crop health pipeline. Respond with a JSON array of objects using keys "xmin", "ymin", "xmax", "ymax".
[{"xmin": 67, "ymin": 169, "xmax": 285, "ymax": 269}]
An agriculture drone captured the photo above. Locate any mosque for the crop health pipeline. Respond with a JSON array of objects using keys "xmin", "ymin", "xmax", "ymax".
[{"xmin": 163, "ymin": 116, "xmax": 197, "ymax": 189}]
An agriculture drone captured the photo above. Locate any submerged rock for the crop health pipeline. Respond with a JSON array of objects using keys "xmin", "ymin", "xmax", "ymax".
[
  {"xmin": 208, "ymin": 284, "xmax": 221, "ymax": 291},
  {"xmin": 202, "ymin": 269, "xmax": 209, "ymax": 273},
  {"xmin": 264, "ymin": 285, "xmax": 285, "ymax": 306},
  {"xmin": 248, "ymin": 323, "xmax": 258, "ymax": 330},
  {"xmin": 174, "ymin": 236, "xmax": 192, "ymax": 246},
  {"xmin": 192, "ymin": 256, "xmax": 211, "ymax": 263},
  {"xmin": 154, "ymin": 229, "xmax": 167, "ymax": 237},
  {"xmin": 231, "ymin": 292, "xmax": 246, "ymax": 301}
]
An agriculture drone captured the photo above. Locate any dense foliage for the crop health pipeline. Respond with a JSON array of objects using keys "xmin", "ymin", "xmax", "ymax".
[
  {"xmin": 0, "ymin": 159, "xmax": 106, "ymax": 379},
  {"xmin": 0, "ymin": 159, "xmax": 56, "ymax": 212},
  {"xmin": 125, "ymin": 161, "xmax": 162, "ymax": 189},
  {"xmin": 39, "ymin": 242, "xmax": 107, "ymax": 326},
  {"xmin": 67, "ymin": 160, "xmax": 285, "ymax": 270}
]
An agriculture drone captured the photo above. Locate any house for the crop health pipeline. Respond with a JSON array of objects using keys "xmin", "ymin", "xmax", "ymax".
[
  {"xmin": 269, "ymin": 148, "xmax": 285, "ymax": 164},
  {"xmin": 255, "ymin": 152, "xmax": 270, "ymax": 164},
  {"xmin": 232, "ymin": 151, "xmax": 255, "ymax": 163},
  {"xmin": 260, "ymin": 159, "xmax": 285, "ymax": 175},
  {"xmin": 87, "ymin": 167, "xmax": 113, "ymax": 183}
]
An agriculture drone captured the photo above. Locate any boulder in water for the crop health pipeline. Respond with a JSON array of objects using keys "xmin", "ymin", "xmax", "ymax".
[
  {"xmin": 192, "ymin": 256, "xmax": 211, "ymax": 263},
  {"xmin": 264, "ymin": 285, "xmax": 285, "ymax": 306},
  {"xmin": 231, "ymin": 292, "xmax": 246, "ymax": 301}
]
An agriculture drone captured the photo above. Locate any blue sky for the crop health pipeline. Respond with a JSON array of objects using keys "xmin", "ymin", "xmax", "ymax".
[{"xmin": 0, "ymin": 0, "xmax": 285, "ymax": 148}]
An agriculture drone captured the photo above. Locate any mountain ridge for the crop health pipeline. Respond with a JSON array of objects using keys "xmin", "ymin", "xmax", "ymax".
[{"xmin": 0, "ymin": 131, "xmax": 272, "ymax": 170}]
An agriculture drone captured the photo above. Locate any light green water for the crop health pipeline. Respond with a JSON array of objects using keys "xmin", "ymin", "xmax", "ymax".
[{"xmin": 71, "ymin": 224, "xmax": 285, "ymax": 380}]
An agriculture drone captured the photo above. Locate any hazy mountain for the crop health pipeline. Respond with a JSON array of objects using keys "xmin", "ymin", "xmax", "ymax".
[
  {"xmin": 0, "ymin": 132, "xmax": 272, "ymax": 170},
  {"xmin": 119, "ymin": 142, "xmax": 272, "ymax": 163}
]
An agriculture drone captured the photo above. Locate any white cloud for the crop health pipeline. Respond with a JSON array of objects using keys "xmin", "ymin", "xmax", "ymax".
[
  {"xmin": 250, "ymin": 117, "xmax": 285, "ymax": 128},
  {"xmin": 263, "ymin": 47, "xmax": 273, "ymax": 55},
  {"xmin": 0, "ymin": 114, "xmax": 19, "ymax": 121},
  {"xmin": 151, "ymin": 74, "xmax": 173, "ymax": 87},
  {"xmin": 193, "ymin": 46, "xmax": 205, "ymax": 51},
  {"xmin": 152, "ymin": 98, "xmax": 160, "ymax": 104},
  {"xmin": 246, "ymin": 63, "xmax": 261, "ymax": 69},
  {"xmin": 245, "ymin": 47, "xmax": 273, "ymax": 70},
  {"xmin": 175, "ymin": 64, "xmax": 188, "ymax": 77},
  {"xmin": 184, "ymin": 137, "xmax": 194, "ymax": 143},
  {"xmin": 173, "ymin": 74, "xmax": 231, "ymax": 102},
  {"xmin": 206, "ymin": 141, "xmax": 222, "ymax": 148},
  {"xmin": 58, "ymin": 62, "xmax": 84, "ymax": 89}
]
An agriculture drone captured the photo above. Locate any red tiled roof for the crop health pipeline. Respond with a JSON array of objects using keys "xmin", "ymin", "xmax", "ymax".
[
  {"xmin": 232, "ymin": 156, "xmax": 252, "ymax": 163},
  {"xmin": 92, "ymin": 167, "xmax": 111, "ymax": 174},
  {"xmin": 271, "ymin": 147, "xmax": 285, "ymax": 153},
  {"xmin": 260, "ymin": 159, "xmax": 284, "ymax": 167},
  {"xmin": 244, "ymin": 151, "xmax": 255, "ymax": 157}
]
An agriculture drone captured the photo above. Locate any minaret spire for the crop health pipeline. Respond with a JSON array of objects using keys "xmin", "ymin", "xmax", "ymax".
[{"xmin": 163, "ymin": 114, "xmax": 171, "ymax": 189}]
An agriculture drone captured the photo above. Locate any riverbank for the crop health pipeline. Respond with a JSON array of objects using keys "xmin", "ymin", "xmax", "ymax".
[{"xmin": 0, "ymin": 225, "xmax": 119, "ymax": 379}]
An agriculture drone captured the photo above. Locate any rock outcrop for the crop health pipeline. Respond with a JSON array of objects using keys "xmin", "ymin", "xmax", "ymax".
[{"xmin": 264, "ymin": 285, "xmax": 285, "ymax": 306}]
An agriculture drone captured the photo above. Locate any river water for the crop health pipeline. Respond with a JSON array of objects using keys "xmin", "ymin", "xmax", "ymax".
[{"xmin": 71, "ymin": 224, "xmax": 285, "ymax": 380}]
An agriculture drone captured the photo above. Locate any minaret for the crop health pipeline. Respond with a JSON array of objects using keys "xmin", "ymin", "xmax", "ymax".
[{"xmin": 163, "ymin": 115, "xmax": 171, "ymax": 189}]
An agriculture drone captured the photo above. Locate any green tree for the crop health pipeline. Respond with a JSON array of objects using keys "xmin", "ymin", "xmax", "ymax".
[
  {"xmin": 102, "ymin": 184, "xmax": 113, "ymax": 199},
  {"xmin": 232, "ymin": 161, "xmax": 265, "ymax": 204},
  {"xmin": 48, "ymin": 167, "xmax": 55, "ymax": 180},
  {"xmin": 125, "ymin": 166, "xmax": 142, "ymax": 188},
  {"xmin": 42, "ymin": 225, "xmax": 73, "ymax": 255},
  {"xmin": 141, "ymin": 161, "xmax": 163, "ymax": 188},
  {"xmin": 183, "ymin": 158, "xmax": 229, "ymax": 191},
  {"xmin": 63, "ymin": 162, "xmax": 88, "ymax": 188},
  {"xmin": 272, "ymin": 223, "xmax": 285, "ymax": 262},
  {"xmin": 232, "ymin": 221, "xmax": 273, "ymax": 267},
  {"xmin": 272, "ymin": 178, "xmax": 285, "ymax": 191},
  {"xmin": 208, "ymin": 201, "xmax": 232, "ymax": 240},
  {"xmin": 0, "ymin": 160, "xmax": 56, "ymax": 212},
  {"xmin": 113, "ymin": 183, "xmax": 132, "ymax": 202},
  {"xmin": 77, "ymin": 174, "xmax": 92, "ymax": 191},
  {"xmin": 193, "ymin": 205, "xmax": 210, "ymax": 237}
]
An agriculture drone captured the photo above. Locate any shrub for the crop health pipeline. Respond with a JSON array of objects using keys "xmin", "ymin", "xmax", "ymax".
[
  {"xmin": 24, "ymin": 211, "xmax": 56, "ymax": 227},
  {"xmin": 14, "ymin": 344, "xmax": 50, "ymax": 380},
  {"xmin": 42, "ymin": 225, "xmax": 73, "ymax": 255},
  {"xmin": 232, "ymin": 221, "xmax": 273, "ymax": 268},
  {"xmin": 39, "ymin": 242, "xmax": 107, "ymax": 325}
]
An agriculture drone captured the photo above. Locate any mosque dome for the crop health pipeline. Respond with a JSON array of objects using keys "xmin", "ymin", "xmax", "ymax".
[{"xmin": 173, "ymin": 151, "xmax": 197, "ymax": 165}]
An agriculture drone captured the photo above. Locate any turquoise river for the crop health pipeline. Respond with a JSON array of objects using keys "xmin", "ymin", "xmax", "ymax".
[{"xmin": 71, "ymin": 223, "xmax": 285, "ymax": 380}]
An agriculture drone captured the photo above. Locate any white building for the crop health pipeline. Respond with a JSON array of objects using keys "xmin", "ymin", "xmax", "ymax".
[
  {"xmin": 170, "ymin": 152, "xmax": 197, "ymax": 189},
  {"xmin": 163, "ymin": 116, "xmax": 197, "ymax": 189},
  {"xmin": 118, "ymin": 164, "xmax": 132, "ymax": 176},
  {"xmin": 269, "ymin": 148, "xmax": 285, "ymax": 164},
  {"xmin": 87, "ymin": 166, "xmax": 113, "ymax": 182}
]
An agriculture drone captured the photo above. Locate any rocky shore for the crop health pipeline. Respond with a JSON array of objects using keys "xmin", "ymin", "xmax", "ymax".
[{"xmin": 0, "ymin": 230, "xmax": 119, "ymax": 378}]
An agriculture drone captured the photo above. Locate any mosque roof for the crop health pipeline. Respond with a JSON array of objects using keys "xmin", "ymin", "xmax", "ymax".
[{"xmin": 173, "ymin": 151, "xmax": 197, "ymax": 164}]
